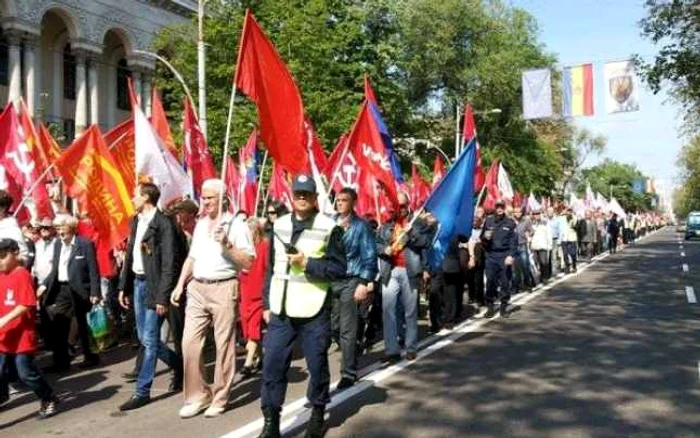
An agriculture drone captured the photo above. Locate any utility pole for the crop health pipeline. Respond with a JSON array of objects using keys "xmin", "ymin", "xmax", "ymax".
[
  {"xmin": 197, "ymin": 0, "xmax": 207, "ymax": 139},
  {"xmin": 454, "ymin": 102, "xmax": 461, "ymax": 160}
]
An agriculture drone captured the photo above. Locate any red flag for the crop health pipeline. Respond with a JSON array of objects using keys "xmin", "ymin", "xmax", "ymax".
[
  {"xmin": 268, "ymin": 162, "xmax": 293, "ymax": 211},
  {"xmin": 0, "ymin": 104, "xmax": 53, "ymax": 220},
  {"xmin": 364, "ymin": 74, "xmax": 378, "ymax": 104},
  {"xmin": 410, "ymin": 165, "xmax": 431, "ymax": 211},
  {"xmin": 150, "ymin": 88, "xmax": 178, "ymax": 159},
  {"xmin": 513, "ymin": 191, "xmax": 523, "ymax": 209},
  {"xmin": 55, "ymin": 125, "xmax": 134, "ymax": 248},
  {"xmin": 432, "ymin": 155, "xmax": 445, "ymax": 188},
  {"xmin": 224, "ymin": 155, "xmax": 241, "ymax": 212},
  {"xmin": 183, "ymin": 98, "xmax": 217, "ymax": 198},
  {"xmin": 238, "ymin": 130, "xmax": 258, "ymax": 215},
  {"xmin": 103, "ymin": 119, "xmax": 136, "ymax": 195},
  {"xmin": 345, "ymin": 100, "xmax": 398, "ymax": 208},
  {"xmin": 464, "ymin": 104, "xmax": 485, "ymax": 191},
  {"xmin": 234, "ymin": 11, "xmax": 308, "ymax": 174},
  {"xmin": 324, "ymin": 133, "xmax": 350, "ymax": 183},
  {"xmin": 481, "ymin": 160, "xmax": 500, "ymax": 210},
  {"xmin": 305, "ymin": 117, "xmax": 328, "ymax": 174},
  {"xmin": 37, "ymin": 123, "xmax": 62, "ymax": 178},
  {"xmin": 19, "ymin": 102, "xmax": 50, "ymax": 178}
]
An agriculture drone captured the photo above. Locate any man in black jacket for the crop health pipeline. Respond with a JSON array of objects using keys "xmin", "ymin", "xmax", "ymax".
[
  {"xmin": 38, "ymin": 214, "xmax": 101, "ymax": 371},
  {"xmin": 117, "ymin": 183, "xmax": 182, "ymax": 411}
]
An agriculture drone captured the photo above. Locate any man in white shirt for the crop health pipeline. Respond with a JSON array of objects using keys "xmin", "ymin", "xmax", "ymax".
[
  {"xmin": 0, "ymin": 190, "xmax": 29, "ymax": 263},
  {"xmin": 171, "ymin": 179, "xmax": 255, "ymax": 419},
  {"xmin": 32, "ymin": 218, "xmax": 57, "ymax": 285}
]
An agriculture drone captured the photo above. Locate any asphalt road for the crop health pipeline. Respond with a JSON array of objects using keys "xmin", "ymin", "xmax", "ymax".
[{"xmin": 3, "ymin": 227, "xmax": 698, "ymax": 438}]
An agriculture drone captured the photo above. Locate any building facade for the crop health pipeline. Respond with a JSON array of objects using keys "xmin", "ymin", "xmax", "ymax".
[{"xmin": 0, "ymin": 0, "xmax": 195, "ymax": 142}]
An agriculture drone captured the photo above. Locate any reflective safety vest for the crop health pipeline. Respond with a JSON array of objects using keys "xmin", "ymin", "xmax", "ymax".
[{"xmin": 269, "ymin": 213, "xmax": 336, "ymax": 318}]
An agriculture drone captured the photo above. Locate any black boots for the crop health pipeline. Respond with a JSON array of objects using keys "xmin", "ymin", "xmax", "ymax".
[
  {"xmin": 258, "ymin": 407, "xmax": 281, "ymax": 438},
  {"xmin": 304, "ymin": 405, "xmax": 326, "ymax": 438}
]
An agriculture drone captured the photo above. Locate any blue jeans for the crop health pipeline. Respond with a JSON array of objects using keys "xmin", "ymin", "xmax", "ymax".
[
  {"xmin": 134, "ymin": 278, "xmax": 177, "ymax": 398},
  {"xmin": 261, "ymin": 307, "xmax": 331, "ymax": 410},
  {"xmin": 382, "ymin": 267, "xmax": 417, "ymax": 355},
  {"xmin": 0, "ymin": 354, "xmax": 53, "ymax": 402},
  {"xmin": 517, "ymin": 245, "xmax": 534, "ymax": 287}
]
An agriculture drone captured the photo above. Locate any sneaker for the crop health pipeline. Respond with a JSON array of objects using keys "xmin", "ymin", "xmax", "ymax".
[
  {"xmin": 178, "ymin": 399, "xmax": 211, "ymax": 419},
  {"xmin": 405, "ymin": 351, "xmax": 417, "ymax": 361},
  {"xmin": 38, "ymin": 396, "xmax": 59, "ymax": 419},
  {"xmin": 337, "ymin": 377, "xmax": 355, "ymax": 390},
  {"xmin": 203, "ymin": 405, "xmax": 225, "ymax": 418}
]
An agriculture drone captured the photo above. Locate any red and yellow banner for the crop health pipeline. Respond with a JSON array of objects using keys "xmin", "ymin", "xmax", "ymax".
[
  {"xmin": 56, "ymin": 125, "xmax": 134, "ymax": 248},
  {"xmin": 104, "ymin": 118, "xmax": 136, "ymax": 196}
]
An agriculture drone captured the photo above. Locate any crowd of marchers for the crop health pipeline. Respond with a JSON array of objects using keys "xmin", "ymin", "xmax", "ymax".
[{"xmin": 0, "ymin": 179, "xmax": 667, "ymax": 438}]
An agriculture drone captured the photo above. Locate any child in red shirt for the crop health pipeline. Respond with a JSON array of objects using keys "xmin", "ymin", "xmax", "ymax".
[{"xmin": 0, "ymin": 238, "xmax": 59, "ymax": 419}]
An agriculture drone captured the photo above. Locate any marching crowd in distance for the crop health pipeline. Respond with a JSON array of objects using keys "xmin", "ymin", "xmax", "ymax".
[{"xmin": 0, "ymin": 177, "xmax": 667, "ymax": 438}]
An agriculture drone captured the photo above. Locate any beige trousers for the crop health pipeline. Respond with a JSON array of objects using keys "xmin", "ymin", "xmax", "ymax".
[{"xmin": 182, "ymin": 278, "xmax": 238, "ymax": 408}]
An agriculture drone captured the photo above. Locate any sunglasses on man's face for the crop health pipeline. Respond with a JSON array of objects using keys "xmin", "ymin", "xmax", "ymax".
[{"xmin": 267, "ymin": 211, "xmax": 277, "ymax": 216}]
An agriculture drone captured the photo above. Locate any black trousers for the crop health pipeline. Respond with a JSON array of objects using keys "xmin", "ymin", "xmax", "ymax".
[
  {"xmin": 429, "ymin": 272, "xmax": 464, "ymax": 330},
  {"xmin": 47, "ymin": 284, "xmax": 97, "ymax": 367},
  {"xmin": 485, "ymin": 254, "xmax": 510, "ymax": 306},
  {"xmin": 330, "ymin": 278, "xmax": 368, "ymax": 381},
  {"xmin": 609, "ymin": 232, "xmax": 619, "ymax": 254},
  {"xmin": 466, "ymin": 266, "xmax": 485, "ymax": 305}
]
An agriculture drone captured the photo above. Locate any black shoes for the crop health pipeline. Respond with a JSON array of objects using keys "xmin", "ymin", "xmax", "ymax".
[
  {"xmin": 119, "ymin": 395, "xmax": 151, "ymax": 411},
  {"xmin": 484, "ymin": 304, "xmax": 497, "ymax": 318},
  {"xmin": 78, "ymin": 357, "xmax": 100, "ymax": 369},
  {"xmin": 304, "ymin": 405, "xmax": 326, "ymax": 438},
  {"xmin": 405, "ymin": 351, "xmax": 417, "ymax": 361},
  {"xmin": 380, "ymin": 354, "xmax": 401, "ymax": 365},
  {"xmin": 337, "ymin": 377, "xmax": 355, "ymax": 390},
  {"xmin": 38, "ymin": 396, "xmax": 60, "ymax": 419},
  {"xmin": 500, "ymin": 305, "xmax": 510, "ymax": 319},
  {"xmin": 122, "ymin": 371, "xmax": 139, "ymax": 382},
  {"xmin": 258, "ymin": 407, "xmax": 281, "ymax": 438}
]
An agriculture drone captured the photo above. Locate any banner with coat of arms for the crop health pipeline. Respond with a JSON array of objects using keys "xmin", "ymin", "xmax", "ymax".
[{"xmin": 604, "ymin": 60, "xmax": 640, "ymax": 114}]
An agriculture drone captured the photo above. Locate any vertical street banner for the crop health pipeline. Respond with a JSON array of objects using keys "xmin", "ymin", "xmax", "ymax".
[
  {"xmin": 604, "ymin": 60, "xmax": 640, "ymax": 114},
  {"xmin": 563, "ymin": 63, "xmax": 594, "ymax": 117},
  {"xmin": 522, "ymin": 68, "xmax": 553, "ymax": 120}
]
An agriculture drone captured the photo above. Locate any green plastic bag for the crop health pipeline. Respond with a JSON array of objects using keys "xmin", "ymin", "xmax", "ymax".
[{"xmin": 87, "ymin": 305, "xmax": 113, "ymax": 352}]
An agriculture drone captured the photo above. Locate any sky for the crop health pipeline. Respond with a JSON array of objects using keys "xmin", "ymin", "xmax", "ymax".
[{"xmin": 510, "ymin": 0, "xmax": 683, "ymax": 199}]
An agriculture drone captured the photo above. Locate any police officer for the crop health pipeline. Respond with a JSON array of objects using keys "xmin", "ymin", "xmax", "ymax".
[
  {"xmin": 481, "ymin": 200, "xmax": 517, "ymax": 318},
  {"xmin": 259, "ymin": 175, "xmax": 347, "ymax": 438}
]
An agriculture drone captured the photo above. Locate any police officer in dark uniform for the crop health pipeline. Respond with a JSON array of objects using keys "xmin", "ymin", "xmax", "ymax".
[
  {"xmin": 480, "ymin": 200, "xmax": 517, "ymax": 318},
  {"xmin": 259, "ymin": 175, "xmax": 347, "ymax": 438}
]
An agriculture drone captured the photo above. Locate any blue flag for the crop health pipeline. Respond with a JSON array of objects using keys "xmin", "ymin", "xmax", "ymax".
[{"xmin": 424, "ymin": 139, "xmax": 477, "ymax": 269}]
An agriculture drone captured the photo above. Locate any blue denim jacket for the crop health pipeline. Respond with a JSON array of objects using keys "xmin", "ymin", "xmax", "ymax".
[{"xmin": 338, "ymin": 213, "xmax": 378, "ymax": 283}]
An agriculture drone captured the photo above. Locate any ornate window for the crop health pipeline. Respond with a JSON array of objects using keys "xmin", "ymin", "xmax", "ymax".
[
  {"xmin": 116, "ymin": 59, "xmax": 131, "ymax": 110},
  {"xmin": 63, "ymin": 45, "xmax": 76, "ymax": 100}
]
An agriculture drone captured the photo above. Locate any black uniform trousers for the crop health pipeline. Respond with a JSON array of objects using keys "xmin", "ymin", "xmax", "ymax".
[
  {"xmin": 261, "ymin": 306, "xmax": 331, "ymax": 410},
  {"xmin": 429, "ymin": 272, "xmax": 464, "ymax": 330},
  {"xmin": 46, "ymin": 283, "xmax": 97, "ymax": 367},
  {"xmin": 484, "ymin": 252, "xmax": 511, "ymax": 306}
]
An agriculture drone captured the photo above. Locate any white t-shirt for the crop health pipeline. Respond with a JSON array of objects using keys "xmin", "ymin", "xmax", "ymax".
[
  {"xmin": 0, "ymin": 216, "xmax": 29, "ymax": 261},
  {"xmin": 189, "ymin": 213, "xmax": 255, "ymax": 281},
  {"xmin": 132, "ymin": 208, "xmax": 157, "ymax": 275},
  {"xmin": 33, "ymin": 238, "xmax": 56, "ymax": 283}
]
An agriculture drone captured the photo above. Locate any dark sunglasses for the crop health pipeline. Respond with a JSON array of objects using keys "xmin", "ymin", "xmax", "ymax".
[{"xmin": 267, "ymin": 211, "xmax": 277, "ymax": 216}]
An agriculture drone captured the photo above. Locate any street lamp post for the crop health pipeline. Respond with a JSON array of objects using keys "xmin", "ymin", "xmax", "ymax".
[
  {"xmin": 133, "ymin": 50, "xmax": 196, "ymax": 110},
  {"xmin": 198, "ymin": 0, "xmax": 208, "ymax": 140},
  {"xmin": 454, "ymin": 105, "xmax": 502, "ymax": 159}
]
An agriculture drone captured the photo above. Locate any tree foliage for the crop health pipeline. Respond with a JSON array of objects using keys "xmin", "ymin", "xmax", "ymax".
[
  {"xmin": 151, "ymin": 0, "xmax": 590, "ymax": 194},
  {"xmin": 579, "ymin": 159, "xmax": 654, "ymax": 212},
  {"xmin": 637, "ymin": 0, "xmax": 700, "ymax": 133},
  {"xmin": 674, "ymin": 135, "xmax": 700, "ymax": 216}
]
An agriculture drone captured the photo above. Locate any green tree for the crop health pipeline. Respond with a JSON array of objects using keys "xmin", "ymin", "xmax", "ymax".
[
  {"xmin": 637, "ymin": 0, "xmax": 700, "ymax": 133},
  {"xmin": 675, "ymin": 134, "xmax": 700, "ymax": 216},
  {"xmin": 580, "ymin": 159, "xmax": 654, "ymax": 212}
]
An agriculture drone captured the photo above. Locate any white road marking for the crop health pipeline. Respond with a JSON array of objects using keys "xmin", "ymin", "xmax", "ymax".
[
  {"xmin": 219, "ymin": 229, "xmax": 659, "ymax": 438},
  {"xmin": 697, "ymin": 362, "xmax": 700, "ymax": 381},
  {"xmin": 681, "ymin": 252, "xmax": 686, "ymax": 257},
  {"xmin": 686, "ymin": 286, "xmax": 697, "ymax": 304},
  {"xmin": 683, "ymin": 264, "xmax": 689, "ymax": 272}
]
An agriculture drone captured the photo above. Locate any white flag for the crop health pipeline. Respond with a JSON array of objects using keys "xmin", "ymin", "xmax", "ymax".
[
  {"xmin": 522, "ymin": 68, "xmax": 553, "ymax": 120},
  {"xmin": 609, "ymin": 197, "xmax": 626, "ymax": 218},
  {"xmin": 134, "ymin": 103, "xmax": 192, "ymax": 206},
  {"xmin": 497, "ymin": 163, "xmax": 514, "ymax": 201},
  {"xmin": 604, "ymin": 60, "xmax": 640, "ymax": 114}
]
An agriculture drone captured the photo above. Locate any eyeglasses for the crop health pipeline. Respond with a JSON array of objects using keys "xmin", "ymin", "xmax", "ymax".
[
  {"xmin": 293, "ymin": 192, "xmax": 314, "ymax": 200},
  {"xmin": 267, "ymin": 211, "xmax": 277, "ymax": 216}
]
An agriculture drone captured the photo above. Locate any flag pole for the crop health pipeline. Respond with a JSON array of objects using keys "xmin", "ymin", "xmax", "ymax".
[
  {"xmin": 219, "ymin": 85, "xmax": 238, "ymax": 218},
  {"xmin": 373, "ymin": 183, "xmax": 382, "ymax": 227},
  {"xmin": 254, "ymin": 150, "xmax": 268, "ymax": 217}
]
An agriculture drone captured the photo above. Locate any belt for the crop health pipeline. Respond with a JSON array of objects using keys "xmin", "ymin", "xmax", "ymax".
[
  {"xmin": 194, "ymin": 276, "xmax": 237, "ymax": 285},
  {"xmin": 134, "ymin": 274, "xmax": 147, "ymax": 280}
]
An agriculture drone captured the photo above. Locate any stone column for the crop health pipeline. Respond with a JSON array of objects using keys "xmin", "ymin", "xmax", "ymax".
[
  {"xmin": 142, "ymin": 72, "xmax": 152, "ymax": 116},
  {"xmin": 7, "ymin": 33, "xmax": 22, "ymax": 106},
  {"xmin": 88, "ymin": 56, "xmax": 99, "ymax": 127},
  {"xmin": 23, "ymin": 36, "xmax": 38, "ymax": 116},
  {"xmin": 74, "ymin": 51, "xmax": 88, "ymax": 135},
  {"xmin": 132, "ymin": 69, "xmax": 142, "ymax": 107},
  {"xmin": 51, "ymin": 47, "xmax": 63, "ymax": 123}
]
